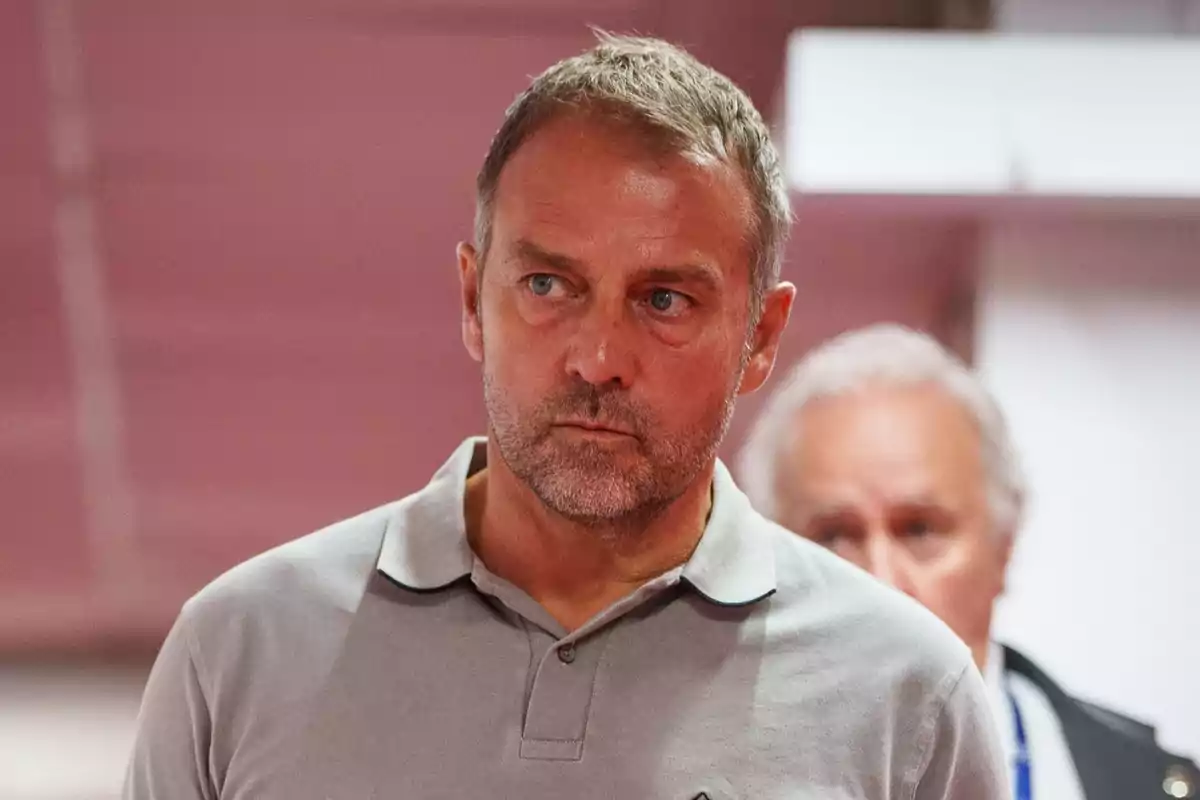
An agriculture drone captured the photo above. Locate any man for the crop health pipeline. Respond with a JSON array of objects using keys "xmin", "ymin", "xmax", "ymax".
[
  {"xmin": 126, "ymin": 37, "xmax": 1006, "ymax": 799},
  {"xmin": 738, "ymin": 323, "xmax": 1200, "ymax": 800}
]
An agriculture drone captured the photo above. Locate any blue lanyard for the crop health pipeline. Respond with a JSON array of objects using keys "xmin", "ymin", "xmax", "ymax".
[{"xmin": 1008, "ymin": 687, "xmax": 1032, "ymax": 800}]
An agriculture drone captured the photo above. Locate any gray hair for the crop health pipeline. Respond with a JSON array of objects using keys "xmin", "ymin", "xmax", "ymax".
[
  {"xmin": 736, "ymin": 324, "xmax": 1027, "ymax": 539},
  {"xmin": 473, "ymin": 31, "xmax": 790, "ymax": 318}
]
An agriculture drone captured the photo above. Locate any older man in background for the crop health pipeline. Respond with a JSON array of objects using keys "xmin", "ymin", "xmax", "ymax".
[{"xmin": 738, "ymin": 323, "xmax": 1199, "ymax": 800}]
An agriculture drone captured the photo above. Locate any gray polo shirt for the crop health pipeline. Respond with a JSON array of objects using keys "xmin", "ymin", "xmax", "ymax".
[{"xmin": 125, "ymin": 438, "xmax": 1007, "ymax": 800}]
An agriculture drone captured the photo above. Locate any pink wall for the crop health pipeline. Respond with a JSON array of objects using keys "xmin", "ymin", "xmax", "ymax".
[
  {"xmin": 724, "ymin": 205, "xmax": 978, "ymax": 459},
  {"xmin": 1, "ymin": 0, "xmax": 961, "ymax": 652}
]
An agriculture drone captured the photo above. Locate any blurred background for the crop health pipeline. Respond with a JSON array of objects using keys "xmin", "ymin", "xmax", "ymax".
[{"xmin": 2, "ymin": 0, "xmax": 1198, "ymax": 797}]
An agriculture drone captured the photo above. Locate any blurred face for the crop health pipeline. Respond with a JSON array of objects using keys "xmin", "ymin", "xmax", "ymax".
[
  {"xmin": 776, "ymin": 383, "xmax": 1011, "ymax": 660},
  {"xmin": 458, "ymin": 113, "xmax": 793, "ymax": 528}
]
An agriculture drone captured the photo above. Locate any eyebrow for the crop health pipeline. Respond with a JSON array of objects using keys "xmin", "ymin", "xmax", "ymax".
[
  {"xmin": 805, "ymin": 495, "xmax": 948, "ymax": 521},
  {"xmin": 891, "ymin": 496, "xmax": 954, "ymax": 515},
  {"xmin": 514, "ymin": 239, "xmax": 584, "ymax": 274},
  {"xmin": 514, "ymin": 238, "xmax": 723, "ymax": 293},
  {"xmin": 638, "ymin": 265, "xmax": 722, "ymax": 294},
  {"xmin": 805, "ymin": 505, "xmax": 860, "ymax": 524}
]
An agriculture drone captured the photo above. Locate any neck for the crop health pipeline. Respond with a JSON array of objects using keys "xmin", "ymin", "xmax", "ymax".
[
  {"xmin": 972, "ymin": 640, "xmax": 991, "ymax": 674},
  {"xmin": 465, "ymin": 440, "xmax": 713, "ymax": 631}
]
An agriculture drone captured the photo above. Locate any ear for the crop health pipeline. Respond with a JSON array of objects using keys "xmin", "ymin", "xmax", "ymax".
[
  {"xmin": 458, "ymin": 242, "xmax": 484, "ymax": 363},
  {"xmin": 995, "ymin": 529, "xmax": 1016, "ymax": 594},
  {"xmin": 738, "ymin": 281, "xmax": 796, "ymax": 396}
]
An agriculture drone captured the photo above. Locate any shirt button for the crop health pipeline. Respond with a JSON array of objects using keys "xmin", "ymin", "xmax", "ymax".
[
  {"xmin": 1164, "ymin": 766, "xmax": 1195, "ymax": 798},
  {"xmin": 557, "ymin": 644, "xmax": 576, "ymax": 664}
]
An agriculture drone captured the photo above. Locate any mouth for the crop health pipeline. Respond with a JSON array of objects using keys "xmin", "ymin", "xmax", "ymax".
[{"xmin": 553, "ymin": 419, "xmax": 637, "ymax": 438}]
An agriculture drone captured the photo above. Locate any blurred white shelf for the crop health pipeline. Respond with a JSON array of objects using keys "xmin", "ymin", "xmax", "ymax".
[{"xmin": 783, "ymin": 30, "xmax": 1200, "ymax": 213}]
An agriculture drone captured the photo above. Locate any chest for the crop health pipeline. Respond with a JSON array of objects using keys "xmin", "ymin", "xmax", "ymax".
[{"xmin": 220, "ymin": 592, "xmax": 914, "ymax": 800}]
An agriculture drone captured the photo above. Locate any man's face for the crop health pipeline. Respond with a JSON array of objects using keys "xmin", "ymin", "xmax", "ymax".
[
  {"xmin": 458, "ymin": 113, "xmax": 792, "ymax": 528},
  {"xmin": 776, "ymin": 383, "xmax": 1011, "ymax": 657}
]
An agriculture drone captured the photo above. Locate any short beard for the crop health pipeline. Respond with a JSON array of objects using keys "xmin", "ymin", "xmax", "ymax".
[{"xmin": 483, "ymin": 363, "xmax": 743, "ymax": 537}]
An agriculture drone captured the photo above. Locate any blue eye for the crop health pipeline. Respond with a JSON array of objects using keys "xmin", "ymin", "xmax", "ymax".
[
  {"xmin": 527, "ymin": 274, "xmax": 557, "ymax": 296},
  {"xmin": 649, "ymin": 289, "xmax": 678, "ymax": 312}
]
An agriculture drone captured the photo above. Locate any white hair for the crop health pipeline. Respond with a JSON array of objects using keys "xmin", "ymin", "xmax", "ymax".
[{"xmin": 736, "ymin": 323, "xmax": 1027, "ymax": 539}]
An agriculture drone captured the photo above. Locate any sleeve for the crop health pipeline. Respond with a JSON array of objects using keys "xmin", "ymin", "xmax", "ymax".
[
  {"xmin": 123, "ymin": 610, "xmax": 217, "ymax": 800},
  {"xmin": 912, "ymin": 662, "xmax": 1011, "ymax": 800}
]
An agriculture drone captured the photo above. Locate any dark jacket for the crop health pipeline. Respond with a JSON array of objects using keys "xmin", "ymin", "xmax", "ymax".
[{"xmin": 1004, "ymin": 645, "xmax": 1199, "ymax": 800}]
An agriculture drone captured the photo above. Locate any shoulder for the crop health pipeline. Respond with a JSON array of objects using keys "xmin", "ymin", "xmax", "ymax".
[
  {"xmin": 1069, "ymin": 699, "xmax": 1200, "ymax": 794},
  {"xmin": 765, "ymin": 517, "xmax": 973, "ymax": 671},
  {"xmin": 755, "ymin": 515, "xmax": 976, "ymax": 714},
  {"xmin": 137, "ymin": 500, "xmax": 401, "ymax": 770},
  {"xmin": 1005, "ymin": 645, "xmax": 1199, "ymax": 767},
  {"xmin": 177, "ymin": 501, "xmax": 397, "ymax": 665},
  {"xmin": 751, "ymin": 517, "xmax": 1005, "ymax": 795}
]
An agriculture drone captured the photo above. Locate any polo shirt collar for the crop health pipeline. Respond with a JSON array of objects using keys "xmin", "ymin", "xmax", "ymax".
[
  {"xmin": 376, "ymin": 437, "xmax": 479, "ymax": 592},
  {"xmin": 376, "ymin": 437, "xmax": 777, "ymax": 606},
  {"xmin": 681, "ymin": 458, "xmax": 777, "ymax": 606}
]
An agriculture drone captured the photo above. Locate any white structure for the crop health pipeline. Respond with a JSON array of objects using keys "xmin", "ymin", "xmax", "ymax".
[
  {"xmin": 978, "ymin": 219, "xmax": 1200, "ymax": 759},
  {"xmin": 784, "ymin": 31, "xmax": 1200, "ymax": 203}
]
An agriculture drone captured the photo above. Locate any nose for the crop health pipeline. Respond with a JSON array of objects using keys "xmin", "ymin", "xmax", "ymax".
[
  {"xmin": 863, "ymin": 532, "xmax": 917, "ymax": 598},
  {"xmin": 564, "ymin": 300, "xmax": 637, "ymax": 389}
]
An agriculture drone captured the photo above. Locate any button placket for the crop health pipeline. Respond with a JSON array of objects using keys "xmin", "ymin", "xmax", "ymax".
[{"xmin": 521, "ymin": 631, "xmax": 613, "ymax": 761}]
